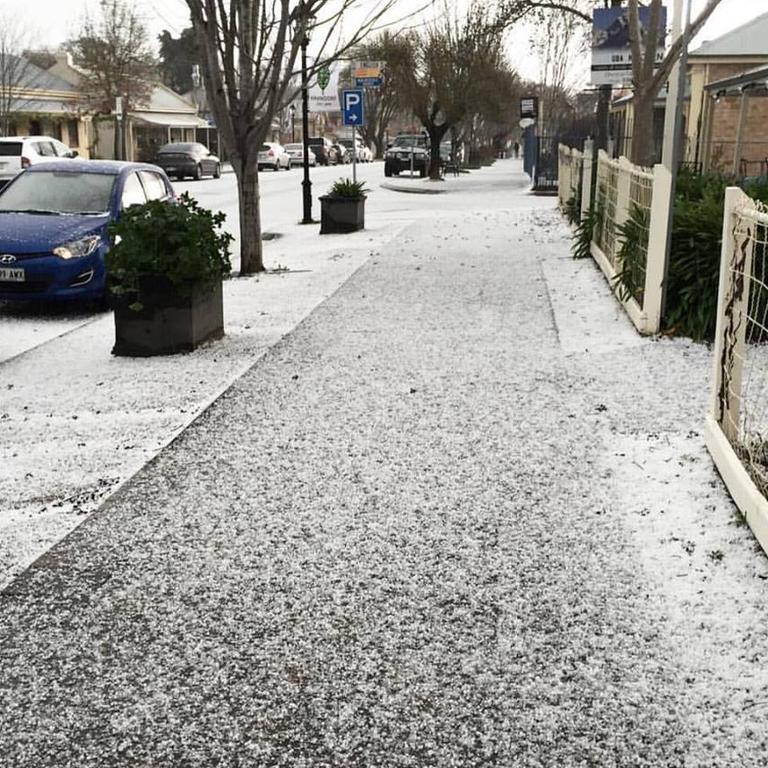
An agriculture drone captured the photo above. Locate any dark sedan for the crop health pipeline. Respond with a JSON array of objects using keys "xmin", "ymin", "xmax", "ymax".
[{"xmin": 155, "ymin": 142, "xmax": 221, "ymax": 180}]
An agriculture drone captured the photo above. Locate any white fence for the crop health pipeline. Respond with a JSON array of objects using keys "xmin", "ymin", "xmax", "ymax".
[
  {"xmin": 587, "ymin": 149, "xmax": 672, "ymax": 335},
  {"xmin": 559, "ymin": 144, "xmax": 673, "ymax": 336},
  {"xmin": 706, "ymin": 188, "xmax": 768, "ymax": 553},
  {"xmin": 557, "ymin": 144, "xmax": 583, "ymax": 210}
]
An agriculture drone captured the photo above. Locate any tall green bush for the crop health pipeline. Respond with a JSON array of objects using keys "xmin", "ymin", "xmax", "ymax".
[{"xmin": 665, "ymin": 170, "xmax": 768, "ymax": 341}]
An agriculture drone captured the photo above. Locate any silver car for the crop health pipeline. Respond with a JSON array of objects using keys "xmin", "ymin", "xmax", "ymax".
[{"xmin": 284, "ymin": 143, "xmax": 317, "ymax": 167}]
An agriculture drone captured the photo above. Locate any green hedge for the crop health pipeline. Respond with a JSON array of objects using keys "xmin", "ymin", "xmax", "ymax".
[{"xmin": 666, "ymin": 169, "xmax": 768, "ymax": 341}]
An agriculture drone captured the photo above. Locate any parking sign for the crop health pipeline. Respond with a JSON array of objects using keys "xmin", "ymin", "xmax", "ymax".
[{"xmin": 342, "ymin": 89, "xmax": 365, "ymax": 127}]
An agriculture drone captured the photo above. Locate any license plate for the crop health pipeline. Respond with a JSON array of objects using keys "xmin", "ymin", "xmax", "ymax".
[{"xmin": 0, "ymin": 267, "xmax": 24, "ymax": 282}]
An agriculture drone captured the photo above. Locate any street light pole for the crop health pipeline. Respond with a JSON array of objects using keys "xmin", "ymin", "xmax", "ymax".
[{"xmin": 300, "ymin": 31, "xmax": 313, "ymax": 224}]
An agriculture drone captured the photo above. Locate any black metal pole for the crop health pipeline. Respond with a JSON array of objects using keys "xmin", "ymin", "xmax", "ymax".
[{"xmin": 301, "ymin": 35, "xmax": 312, "ymax": 224}]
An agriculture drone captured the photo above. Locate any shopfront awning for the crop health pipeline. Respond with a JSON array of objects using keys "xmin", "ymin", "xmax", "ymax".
[{"xmin": 131, "ymin": 112, "xmax": 210, "ymax": 129}]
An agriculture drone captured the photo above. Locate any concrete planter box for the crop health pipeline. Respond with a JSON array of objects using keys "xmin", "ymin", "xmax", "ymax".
[
  {"xmin": 111, "ymin": 276, "xmax": 224, "ymax": 357},
  {"xmin": 319, "ymin": 195, "xmax": 366, "ymax": 234}
]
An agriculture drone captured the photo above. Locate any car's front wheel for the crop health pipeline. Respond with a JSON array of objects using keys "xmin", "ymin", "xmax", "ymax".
[{"xmin": 193, "ymin": 163, "xmax": 202, "ymax": 180}]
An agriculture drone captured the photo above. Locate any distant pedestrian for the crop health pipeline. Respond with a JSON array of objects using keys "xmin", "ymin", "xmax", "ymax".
[{"xmin": 513, "ymin": 141, "xmax": 520, "ymax": 159}]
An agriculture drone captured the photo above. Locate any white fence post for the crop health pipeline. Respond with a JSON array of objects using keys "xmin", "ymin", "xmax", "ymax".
[
  {"xmin": 709, "ymin": 186, "xmax": 754, "ymax": 442},
  {"xmin": 615, "ymin": 156, "xmax": 633, "ymax": 242},
  {"xmin": 643, "ymin": 163, "xmax": 672, "ymax": 334},
  {"xmin": 581, "ymin": 139, "xmax": 594, "ymax": 219},
  {"xmin": 557, "ymin": 144, "xmax": 568, "ymax": 208}
]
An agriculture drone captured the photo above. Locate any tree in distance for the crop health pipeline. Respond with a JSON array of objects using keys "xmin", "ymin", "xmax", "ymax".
[{"xmin": 185, "ymin": 0, "xmax": 416, "ymax": 274}]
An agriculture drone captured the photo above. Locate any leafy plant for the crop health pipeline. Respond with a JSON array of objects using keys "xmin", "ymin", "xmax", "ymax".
[
  {"xmin": 563, "ymin": 193, "xmax": 581, "ymax": 227},
  {"xmin": 614, "ymin": 202, "xmax": 650, "ymax": 305},
  {"xmin": 572, "ymin": 203, "xmax": 602, "ymax": 260},
  {"xmin": 327, "ymin": 178, "xmax": 370, "ymax": 199},
  {"xmin": 107, "ymin": 193, "xmax": 232, "ymax": 296}
]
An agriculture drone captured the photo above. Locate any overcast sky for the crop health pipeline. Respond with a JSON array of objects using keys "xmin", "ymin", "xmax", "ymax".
[{"xmin": 5, "ymin": 0, "xmax": 762, "ymax": 82}]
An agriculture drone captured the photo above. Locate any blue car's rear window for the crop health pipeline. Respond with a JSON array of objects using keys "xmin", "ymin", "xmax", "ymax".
[{"xmin": 0, "ymin": 171, "xmax": 116, "ymax": 214}]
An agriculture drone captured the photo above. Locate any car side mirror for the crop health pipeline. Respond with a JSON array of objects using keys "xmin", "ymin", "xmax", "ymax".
[{"xmin": 69, "ymin": 150, "xmax": 78, "ymax": 158}]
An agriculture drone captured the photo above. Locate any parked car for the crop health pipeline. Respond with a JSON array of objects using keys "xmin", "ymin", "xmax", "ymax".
[
  {"xmin": 338, "ymin": 138, "xmax": 372, "ymax": 162},
  {"xmin": 258, "ymin": 142, "xmax": 291, "ymax": 171},
  {"xmin": 384, "ymin": 133, "xmax": 431, "ymax": 177},
  {"xmin": 0, "ymin": 136, "xmax": 78, "ymax": 191},
  {"xmin": 307, "ymin": 137, "xmax": 334, "ymax": 166},
  {"xmin": 0, "ymin": 160, "xmax": 175, "ymax": 303},
  {"xmin": 329, "ymin": 143, "xmax": 351, "ymax": 165},
  {"xmin": 154, "ymin": 142, "xmax": 221, "ymax": 180},
  {"xmin": 284, "ymin": 143, "xmax": 317, "ymax": 167}
]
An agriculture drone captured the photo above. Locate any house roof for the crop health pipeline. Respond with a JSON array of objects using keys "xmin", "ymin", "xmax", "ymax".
[
  {"xmin": 4, "ymin": 55, "xmax": 77, "ymax": 93},
  {"xmin": 691, "ymin": 11, "xmax": 768, "ymax": 58}
]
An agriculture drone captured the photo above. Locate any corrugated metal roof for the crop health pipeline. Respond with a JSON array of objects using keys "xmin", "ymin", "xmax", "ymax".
[
  {"xmin": 1, "ymin": 55, "xmax": 77, "ymax": 92},
  {"xmin": 692, "ymin": 11, "xmax": 768, "ymax": 57},
  {"xmin": 132, "ymin": 112, "xmax": 209, "ymax": 128},
  {"xmin": 8, "ymin": 98, "xmax": 78, "ymax": 114}
]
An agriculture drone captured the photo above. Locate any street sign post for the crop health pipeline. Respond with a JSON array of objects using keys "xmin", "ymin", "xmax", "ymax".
[
  {"xmin": 342, "ymin": 89, "xmax": 365, "ymax": 182},
  {"xmin": 354, "ymin": 62, "xmax": 384, "ymax": 89},
  {"xmin": 342, "ymin": 89, "xmax": 364, "ymax": 127}
]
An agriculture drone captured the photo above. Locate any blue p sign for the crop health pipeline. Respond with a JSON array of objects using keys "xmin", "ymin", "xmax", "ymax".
[{"xmin": 342, "ymin": 89, "xmax": 365, "ymax": 127}]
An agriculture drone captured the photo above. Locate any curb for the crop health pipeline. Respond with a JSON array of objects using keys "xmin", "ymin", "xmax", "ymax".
[{"xmin": 380, "ymin": 181, "xmax": 448, "ymax": 195}]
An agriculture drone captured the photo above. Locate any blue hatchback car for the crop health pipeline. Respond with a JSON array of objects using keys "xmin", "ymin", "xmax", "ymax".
[{"xmin": 0, "ymin": 160, "xmax": 175, "ymax": 302}]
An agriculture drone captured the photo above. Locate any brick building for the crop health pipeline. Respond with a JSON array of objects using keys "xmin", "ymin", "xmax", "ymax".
[{"xmin": 686, "ymin": 11, "xmax": 768, "ymax": 173}]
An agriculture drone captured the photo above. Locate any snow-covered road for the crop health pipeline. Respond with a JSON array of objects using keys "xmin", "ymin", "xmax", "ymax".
[{"xmin": 2, "ymin": 160, "xmax": 768, "ymax": 765}]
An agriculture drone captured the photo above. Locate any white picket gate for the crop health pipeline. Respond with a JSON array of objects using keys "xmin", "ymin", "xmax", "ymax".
[
  {"xmin": 557, "ymin": 144, "xmax": 583, "ymax": 210},
  {"xmin": 583, "ymin": 149, "xmax": 672, "ymax": 335},
  {"xmin": 705, "ymin": 188, "xmax": 768, "ymax": 553}
]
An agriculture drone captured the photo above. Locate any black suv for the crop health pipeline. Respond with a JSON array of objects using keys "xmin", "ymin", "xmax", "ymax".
[
  {"xmin": 307, "ymin": 137, "xmax": 332, "ymax": 166},
  {"xmin": 384, "ymin": 134, "xmax": 430, "ymax": 177}
]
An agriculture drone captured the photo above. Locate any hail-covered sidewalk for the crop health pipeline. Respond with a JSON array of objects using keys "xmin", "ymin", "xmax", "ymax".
[{"xmin": 2, "ymin": 162, "xmax": 768, "ymax": 766}]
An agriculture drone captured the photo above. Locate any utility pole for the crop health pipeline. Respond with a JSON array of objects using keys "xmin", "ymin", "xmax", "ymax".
[{"xmin": 660, "ymin": 0, "xmax": 692, "ymax": 319}]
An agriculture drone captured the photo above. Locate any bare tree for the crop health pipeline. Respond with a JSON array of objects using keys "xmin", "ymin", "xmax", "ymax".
[
  {"xmin": 498, "ymin": 0, "xmax": 724, "ymax": 165},
  {"xmin": 185, "ymin": 0, "xmax": 409, "ymax": 275},
  {"xmin": 391, "ymin": 2, "xmax": 505, "ymax": 179},
  {"xmin": 627, "ymin": 0, "xmax": 721, "ymax": 166},
  {"xmin": 0, "ymin": 19, "xmax": 36, "ymax": 137},
  {"xmin": 529, "ymin": 6, "xmax": 587, "ymax": 134},
  {"xmin": 66, "ymin": 0, "xmax": 156, "ymax": 157},
  {"xmin": 345, "ymin": 31, "xmax": 411, "ymax": 159}
]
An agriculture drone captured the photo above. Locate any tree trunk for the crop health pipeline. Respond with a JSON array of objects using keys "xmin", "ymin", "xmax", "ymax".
[
  {"xmin": 233, "ymin": 160, "xmax": 264, "ymax": 274},
  {"xmin": 426, "ymin": 124, "xmax": 448, "ymax": 180},
  {"xmin": 630, "ymin": 90, "xmax": 656, "ymax": 167}
]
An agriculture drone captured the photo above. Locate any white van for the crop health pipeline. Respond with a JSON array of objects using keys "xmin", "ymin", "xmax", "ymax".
[{"xmin": 0, "ymin": 136, "xmax": 78, "ymax": 190}]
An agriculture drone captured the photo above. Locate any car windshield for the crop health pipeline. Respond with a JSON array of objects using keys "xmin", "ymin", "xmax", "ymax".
[
  {"xmin": 0, "ymin": 171, "xmax": 115, "ymax": 215},
  {"xmin": 393, "ymin": 136, "xmax": 426, "ymax": 148}
]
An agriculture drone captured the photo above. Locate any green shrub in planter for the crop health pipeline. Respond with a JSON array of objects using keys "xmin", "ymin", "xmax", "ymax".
[
  {"xmin": 106, "ymin": 193, "xmax": 233, "ymax": 356},
  {"xmin": 320, "ymin": 178, "xmax": 369, "ymax": 234},
  {"xmin": 107, "ymin": 193, "xmax": 232, "ymax": 297}
]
